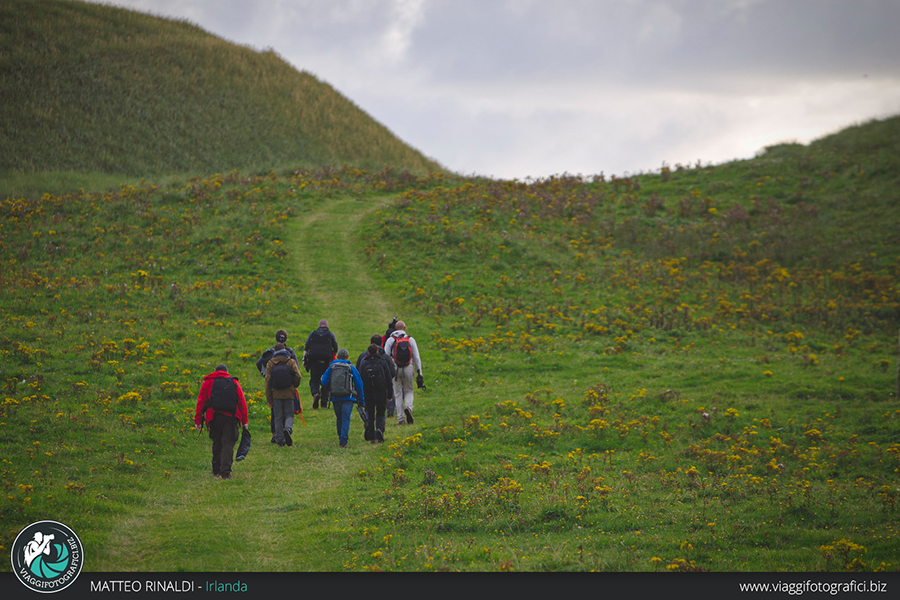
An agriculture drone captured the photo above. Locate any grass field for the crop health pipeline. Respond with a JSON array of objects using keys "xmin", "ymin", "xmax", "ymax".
[{"xmin": 1, "ymin": 117, "xmax": 899, "ymax": 573}]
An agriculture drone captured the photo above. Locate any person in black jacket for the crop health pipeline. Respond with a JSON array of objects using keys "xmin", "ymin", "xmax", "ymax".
[
  {"xmin": 256, "ymin": 329, "xmax": 298, "ymax": 374},
  {"xmin": 357, "ymin": 334, "xmax": 397, "ymax": 417},
  {"xmin": 382, "ymin": 317, "xmax": 398, "ymax": 347},
  {"xmin": 357, "ymin": 343, "xmax": 393, "ymax": 443},
  {"xmin": 304, "ymin": 319, "xmax": 338, "ymax": 409},
  {"xmin": 356, "ymin": 334, "xmax": 397, "ymax": 377}
]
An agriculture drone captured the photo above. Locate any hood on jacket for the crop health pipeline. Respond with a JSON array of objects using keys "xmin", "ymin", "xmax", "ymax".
[{"xmin": 204, "ymin": 370, "xmax": 235, "ymax": 381}]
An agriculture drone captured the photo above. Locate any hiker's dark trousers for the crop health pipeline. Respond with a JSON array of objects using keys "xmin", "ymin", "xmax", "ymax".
[
  {"xmin": 309, "ymin": 360, "xmax": 329, "ymax": 403},
  {"xmin": 365, "ymin": 396, "xmax": 386, "ymax": 440},
  {"xmin": 209, "ymin": 413, "xmax": 239, "ymax": 478},
  {"xmin": 272, "ymin": 397, "xmax": 294, "ymax": 445}
]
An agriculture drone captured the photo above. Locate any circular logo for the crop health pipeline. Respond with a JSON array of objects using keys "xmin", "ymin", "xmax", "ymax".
[{"xmin": 10, "ymin": 520, "xmax": 84, "ymax": 593}]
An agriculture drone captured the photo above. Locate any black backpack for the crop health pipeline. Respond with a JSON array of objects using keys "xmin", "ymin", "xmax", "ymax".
[
  {"xmin": 330, "ymin": 362, "xmax": 356, "ymax": 398},
  {"xmin": 256, "ymin": 349, "xmax": 274, "ymax": 376},
  {"xmin": 307, "ymin": 330, "xmax": 334, "ymax": 362},
  {"xmin": 269, "ymin": 362, "xmax": 293, "ymax": 390},
  {"xmin": 207, "ymin": 377, "xmax": 239, "ymax": 414},
  {"xmin": 361, "ymin": 355, "xmax": 385, "ymax": 395}
]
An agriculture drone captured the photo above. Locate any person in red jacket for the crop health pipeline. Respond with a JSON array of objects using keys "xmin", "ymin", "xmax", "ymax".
[{"xmin": 194, "ymin": 364, "xmax": 249, "ymax": 479}]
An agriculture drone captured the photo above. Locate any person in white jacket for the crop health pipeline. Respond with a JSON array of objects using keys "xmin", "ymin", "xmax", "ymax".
[{"xmin": 383, "ymin": 321, "xmax": 423, "ymax": 425}]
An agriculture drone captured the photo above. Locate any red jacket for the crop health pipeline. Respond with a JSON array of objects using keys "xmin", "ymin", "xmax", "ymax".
[{"xmin": 194, "ymin": 370, "xmax": 249, "ymax": 427}]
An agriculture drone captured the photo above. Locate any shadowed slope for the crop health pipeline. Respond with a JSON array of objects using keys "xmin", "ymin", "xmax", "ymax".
[{"xmin": 0, "ymin": 0, "xmax": 442, "ymax": 176}]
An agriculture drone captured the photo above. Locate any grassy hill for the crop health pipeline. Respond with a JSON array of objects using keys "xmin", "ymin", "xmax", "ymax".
[
  {"xmin": 2, "ymin": 115, "xmax": 899, "ymax": 575},
  {"xmin": 355, "ymin": 114, "xmax": 900, "ymax": 570},
  {"xmin": 0, "ymin": 0, "xmax": 442, "ymax": 179}
]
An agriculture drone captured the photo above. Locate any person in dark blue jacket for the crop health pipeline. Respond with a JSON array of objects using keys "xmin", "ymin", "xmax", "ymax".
[{"xmin": 320, "ymin": 348, "xmax": 364, "ymax": 448}]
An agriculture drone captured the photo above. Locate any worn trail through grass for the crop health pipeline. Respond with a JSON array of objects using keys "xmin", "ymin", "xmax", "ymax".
[{"xmin": 98, "ymin": 194, "xmax": 405, "ymax": 571}]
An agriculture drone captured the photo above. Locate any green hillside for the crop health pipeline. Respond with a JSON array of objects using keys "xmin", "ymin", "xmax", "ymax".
[
  {"xmin": 2, "ymin": 115, "xmax": 899, "ymax": 574},
  {"xmin": 0, "ymin": 0, "xmax": 442, "ymax": 177}
]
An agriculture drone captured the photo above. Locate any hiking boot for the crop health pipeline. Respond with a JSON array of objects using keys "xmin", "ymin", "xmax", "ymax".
[
  {"xmin": 312, "ymin": 393, "xmax": 320, "ymax": 409},
  {"xmin": 404, "ymin": 408, "xmax": 414, "ymax": 425},
  {"xmin": 375, "ymin": 429, "xmax": 384, "ymax": 443},
  {"xmin": 340, "ymin": 441, "xmax": 347, "ymax": 448},
  {"xmin": 284, "ymin": 429, "xmax": 292, "ymax": 447}
]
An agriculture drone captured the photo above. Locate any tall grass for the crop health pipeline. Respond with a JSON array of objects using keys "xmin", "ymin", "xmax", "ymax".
[{"xmin": 0, "ymin": 0, "xmax": 442, "ymax": 179}]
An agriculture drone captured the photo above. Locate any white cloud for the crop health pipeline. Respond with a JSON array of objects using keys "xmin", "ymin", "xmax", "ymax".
[{"xmin": 382, "ymin": 0, "xmax": 426, "ymax": 63}]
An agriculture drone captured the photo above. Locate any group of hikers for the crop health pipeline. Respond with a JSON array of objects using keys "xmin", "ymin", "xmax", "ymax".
[{"xmin": 193, "ymin": 318, "xmax": 425, "ymax": 479}]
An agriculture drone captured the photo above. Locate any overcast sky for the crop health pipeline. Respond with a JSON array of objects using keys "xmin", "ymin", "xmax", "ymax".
[{"xmin": 92, "ymin": 0, "xmax": 900, "ymax": 179}]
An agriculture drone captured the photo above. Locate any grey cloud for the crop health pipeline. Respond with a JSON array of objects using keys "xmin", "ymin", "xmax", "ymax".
[
  {"xmin": 100, "ymin": 1, "xmax": 900, "ymax": 86},
  {"xmin": 404, "ymin": 0, "xmax": 900, "ymax": 89}
]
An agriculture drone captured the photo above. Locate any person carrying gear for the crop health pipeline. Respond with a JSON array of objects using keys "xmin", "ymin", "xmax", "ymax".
[
  {"xmin": 383, "ymin": 321, "xmax": 424, "ymax": 426},
  {"xmin": 358, "ymin": 343, "xmax": 393, "ymax": 443},
  {"xmin": 256, "ymin": 329, "xmax": 300, "ymax": 442},
  {"xmin": 304, "ymin": 319, "xmax": 338, "ymax": 409},
  {"xmin": 320, "ymin": 348, "xmax": 364, "ymax": 448},
  {"xmin": 194, "ymin": 364, "xmax": 249, "ymax": 479},
  {"xmin": 265, "ymin": 343, "xmax": 302, "ymax": 447}
]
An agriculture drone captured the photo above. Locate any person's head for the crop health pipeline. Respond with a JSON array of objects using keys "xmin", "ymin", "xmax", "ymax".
[
  {"xmin": 318, "ymin": 319, "xmax": 328, "ymax": 328},
  {"xmin": 370, "ymin": 334, "xmax": 383, "ymax": 345},
  {"xmin": 216, "ymin": 364, "xmax": 228, "ymax": 373},
  {"xmin": 367, "ymin": 344, "xmax": 380, "ymax": 355},
  {"xmin": 275, "ymin": 329, "xmax": 288, "ymax": 343},
  {"xmin": 395, "ymin": 320, "xmax": 406, "ymax": 331},
  {"xmin": 336, "ymin": 348, "xmax": 349, "ymax": 360},
  {"xmin": 274, "ymin": 343, "xmax": 286, "ymax": 352}
]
